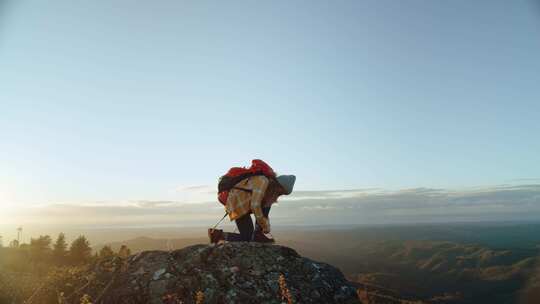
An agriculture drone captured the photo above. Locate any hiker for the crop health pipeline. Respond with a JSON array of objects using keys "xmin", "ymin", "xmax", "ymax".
[{"xmin": 209, "ymin": 160, "xmax": 296, "ymax": 243}]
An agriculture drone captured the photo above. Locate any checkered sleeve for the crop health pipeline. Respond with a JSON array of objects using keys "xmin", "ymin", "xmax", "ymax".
[{"xmin": 250, "ymin": 176, "xmax": 270, "ymax": 230}]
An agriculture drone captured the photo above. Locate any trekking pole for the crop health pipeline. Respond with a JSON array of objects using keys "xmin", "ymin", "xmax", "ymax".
[{"xmin": 212, "ymin": 212, "xmax": 228, "ymax": 230}]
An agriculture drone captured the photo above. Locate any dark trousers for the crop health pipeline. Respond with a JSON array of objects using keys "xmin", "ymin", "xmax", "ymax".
[{"xmin": 225, "ymin": 206, "xmax": 271, "ymax": 242}]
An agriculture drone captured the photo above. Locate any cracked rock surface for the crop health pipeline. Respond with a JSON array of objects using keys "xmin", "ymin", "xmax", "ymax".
[{"xmin": 39, "ymin": 242, "xmax": 360, "ymax": 303}]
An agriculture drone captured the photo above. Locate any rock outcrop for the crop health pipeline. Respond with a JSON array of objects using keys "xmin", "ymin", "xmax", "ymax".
[{"xmin": 38, "ymin": 242, "xmax": 359, "ymax": 303}]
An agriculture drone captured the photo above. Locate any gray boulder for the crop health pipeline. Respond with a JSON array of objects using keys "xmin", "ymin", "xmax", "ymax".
[{"xmin": 40, "ymin": 242, "xmax": 360, "ymax": 303}]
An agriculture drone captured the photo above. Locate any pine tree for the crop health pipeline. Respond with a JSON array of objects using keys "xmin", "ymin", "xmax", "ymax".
[
  {"xmin": 118, "ymin": 245, "xmax": 131, "ymax": 258},
  {"xmin": 52, "ymin": 233, "xmax": 68, "ymax": 265},
  {"xmin": 99, "ymin": 245, "xmax": 114, "ymax": 258},
  {"xmin": 69, "ymin": 235, "xmax": 92, "ymax": 265},
  {"xmin": 29, "ymin": 235, "xmax": 52, "ymax": 263}
]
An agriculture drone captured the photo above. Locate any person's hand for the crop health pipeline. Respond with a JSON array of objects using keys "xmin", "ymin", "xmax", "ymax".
[{"xmin": 259, "ymin": 217, "xmax": 271, "ymax": 234}]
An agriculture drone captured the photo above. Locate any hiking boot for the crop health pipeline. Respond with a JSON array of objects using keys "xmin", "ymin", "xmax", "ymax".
[
  {"xmin": 253, "ymin": 230, "xmax": 275, "ymax": 243},
  {"xmin": 208, "ymin": 228, "xmax": 225, "ymax": 244}
]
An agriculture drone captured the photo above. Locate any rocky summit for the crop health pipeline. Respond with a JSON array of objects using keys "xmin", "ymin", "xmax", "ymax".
[{"xmin": 36, "ymin": 242, "xmax": 360, "ymax": 303}]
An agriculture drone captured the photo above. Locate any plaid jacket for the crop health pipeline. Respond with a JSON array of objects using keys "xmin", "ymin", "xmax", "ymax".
[{"xmin": 225, "ymin": 175, "xmax": 270, "ymax": 231}]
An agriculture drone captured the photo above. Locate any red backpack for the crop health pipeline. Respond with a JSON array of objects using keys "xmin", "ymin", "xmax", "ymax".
[{"xmin": 217, "ymin": 159, "xmax": 276, "ymax": 205}]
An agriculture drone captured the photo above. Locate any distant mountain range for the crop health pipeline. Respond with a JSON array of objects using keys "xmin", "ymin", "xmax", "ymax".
[{"xmin": 347, "ymin": 240, "xmax": 539, "ymax": 303}]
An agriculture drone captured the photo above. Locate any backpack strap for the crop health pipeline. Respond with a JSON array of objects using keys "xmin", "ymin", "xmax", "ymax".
[
  {"xmin": 232, "ymin": 187, "xmax": 253, "ymax": 193},
  {"xmin": 231, "ymin": 176, "xmax": 254, "ymax": 193},
  {"xmin": 233, "ymin": 175, "xmax": 277, "ymax": 194}
]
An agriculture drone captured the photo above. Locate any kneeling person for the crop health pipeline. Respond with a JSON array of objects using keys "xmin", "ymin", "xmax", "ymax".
[{"xmin": 209, "ymin": 174, "xmax": 295, "ymax": 243}]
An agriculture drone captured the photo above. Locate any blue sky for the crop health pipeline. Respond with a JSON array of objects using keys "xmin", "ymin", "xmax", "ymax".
[{"xmin": 1, "ymin": 0, "xmax": 540, "ymax": 211}]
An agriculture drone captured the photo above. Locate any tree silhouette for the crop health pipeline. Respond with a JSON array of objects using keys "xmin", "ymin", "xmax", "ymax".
[
  {"xmin": 52, "ymin": 233, "xmax": 68, "ymax": 265},
  {"xmin": 99, "ymin": 245, "xmax": 114, "ymax": 258},
  {"xmin": 118, "ymin": 245, "xmax": 131, "ymax": 258},
  {"xmin": 29, "ymin": 235, "xmax": 52, "ymax": 264},
  {"xmin": 28, "ymin": 235, "xmax": 52, "ymax": 274},
  {"xmin": 69, "ymin": 235, "xmax": 92, "ymax": 265}
]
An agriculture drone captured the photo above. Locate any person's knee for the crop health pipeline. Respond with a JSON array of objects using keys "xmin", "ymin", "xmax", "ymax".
[{"xmin": 240, "ymin": 230, "xmax": 253, "ymax": 242}]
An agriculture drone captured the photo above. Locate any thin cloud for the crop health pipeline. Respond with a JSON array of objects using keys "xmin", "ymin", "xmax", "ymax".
[
  {"xmin": 132, "ymin": 200, "xmax": 178, "ymax": 208},
  {"xmin": 3, "ymin": 184, "xmax": 540, "ymax": 227},
  {"xmin": 284, "ymin": 188, "xmax": 383, "ymax": 201},
  {"xmin": 279, "ymin": 184, "xmax": 540, "ymax": 225},
  {"xmin": 178, "ymin": 185, "xmax": 212, "ymax": 191}
]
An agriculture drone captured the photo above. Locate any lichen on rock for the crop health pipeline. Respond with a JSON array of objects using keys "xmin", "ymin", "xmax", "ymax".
[{"xmin": 38, "ymin": 242, "xmax": 360, "ymax": 304}]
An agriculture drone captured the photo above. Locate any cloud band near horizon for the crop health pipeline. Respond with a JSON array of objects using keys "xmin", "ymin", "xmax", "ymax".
[{"xmin": 2, "ymin": 184, "xmax": 540, "ymax": 231}]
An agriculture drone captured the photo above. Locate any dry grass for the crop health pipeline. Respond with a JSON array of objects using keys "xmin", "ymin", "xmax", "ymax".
[
  {"xmin": 195, "ymin": 290, "xmax": 205, "ymax": 304},
  {"xmin": 279, "ymin": 274, "xmax": 294, "ymax": 304},
  {"xmin": 357, "ymin": 288, "xmax": 370, "ymax": 303},
  {"xmin": 79, "ymin": 294, "xmax": 93, "ymax": 304}
]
